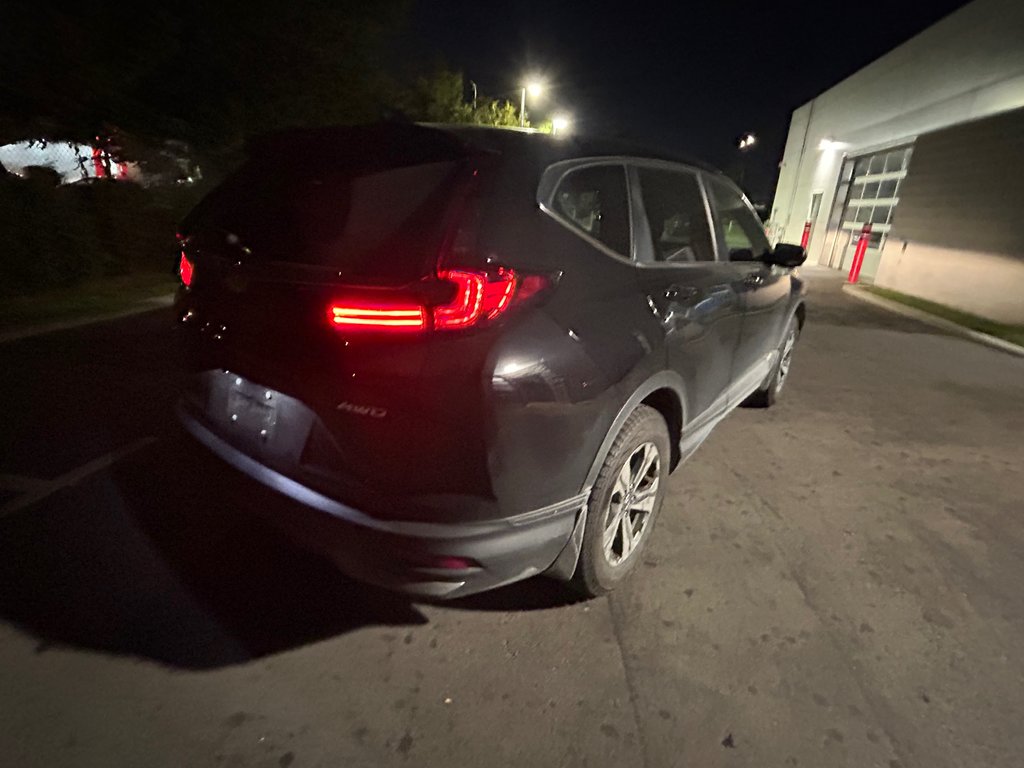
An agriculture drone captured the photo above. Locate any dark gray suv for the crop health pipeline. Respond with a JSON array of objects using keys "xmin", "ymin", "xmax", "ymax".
[{"xmin": 175, "ymin": 122, "xmax": 807, "ymax": 599}]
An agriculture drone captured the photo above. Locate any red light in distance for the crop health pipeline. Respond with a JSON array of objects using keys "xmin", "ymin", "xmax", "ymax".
[{"xmin": 179, "ymin": 253, "xmax": 194, "ymax": 287}]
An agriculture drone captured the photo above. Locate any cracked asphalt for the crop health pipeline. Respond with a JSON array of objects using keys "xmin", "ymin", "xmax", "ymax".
[{"xmin": 1, "ymin": 267, "xmax": 1022, "ymax": 767}]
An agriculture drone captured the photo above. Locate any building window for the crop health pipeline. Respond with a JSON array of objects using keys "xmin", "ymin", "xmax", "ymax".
[{"xmin": 808, "ymin": 192, "xmax": 823, "ymax": 222}]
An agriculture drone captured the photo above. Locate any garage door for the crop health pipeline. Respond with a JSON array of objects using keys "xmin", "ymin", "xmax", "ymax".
[{"xmin": 827, "ymin": 145, "xmax": 913, "ymax": 280}]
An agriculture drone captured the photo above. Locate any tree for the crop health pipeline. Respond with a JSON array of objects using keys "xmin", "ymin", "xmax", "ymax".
[
  {"xmin": 389, "ymin": 68, "xmax": 534, "ymax": 129},
  {"xmin": 0, "ymin": 2, "xmax": 538, "ymax": 175},
  {"xmin": 472, "ymin": 99, "xmax": 521, "ymax": 128},
  {"xmin": 0, "ymin": 0, "xmax": 407, "ymax": 167},
  {"xmin": 387, "ymin": 67, "xmax": 474, "ymax": 124}
]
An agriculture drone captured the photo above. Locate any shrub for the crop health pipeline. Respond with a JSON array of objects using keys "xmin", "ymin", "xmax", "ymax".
[{"xmin": 0, "ymin": 172, "xmax": 202, "ymax": 296}]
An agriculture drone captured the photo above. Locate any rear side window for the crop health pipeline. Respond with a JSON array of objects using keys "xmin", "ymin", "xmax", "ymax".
[
  {"xmin": 705, "ymin": 176, "xmax": 771, "ymax": 261},
  {"xmin": 634, "ymin": 167, "xmax": 715, "ymax": 263},
  {"xmin": 185, "ymin": 125, "xmax": 469, "ymax": 283},
  {"xmin": 551, "ymin": 165, "xmax": 630, "ymax": 256}
]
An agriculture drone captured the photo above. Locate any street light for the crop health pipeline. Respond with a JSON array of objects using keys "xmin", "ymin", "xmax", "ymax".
[
  {"xmin": 520, "ymin": 80, "xmax": 544, "ymax": 127},
  {"xmin": 551, "ymin": 115, "xmax": 571, "ymax": 136},
  {"xmin": 736, "ymin": 132, "xmax": 757, "ymax": 189}
]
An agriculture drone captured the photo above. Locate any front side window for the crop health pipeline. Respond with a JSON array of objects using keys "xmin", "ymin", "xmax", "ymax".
[
  {"xmin": 705, "ymin": 176, "xmax": 771, "ymax": 261},
  {"xmin": 551, "ymin": 164, "xmax": 630, "ymax": 256}
]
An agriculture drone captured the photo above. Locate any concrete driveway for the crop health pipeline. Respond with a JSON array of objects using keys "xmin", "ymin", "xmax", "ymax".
[{"xmin": 1, "ymin": 267, "xmax": 1022, "ymax": 767}]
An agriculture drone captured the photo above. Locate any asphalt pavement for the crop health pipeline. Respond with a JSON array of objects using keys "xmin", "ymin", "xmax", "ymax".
[{"xmin": 2, "ymin": 267, "xmax": 1023, "ymax": 767}]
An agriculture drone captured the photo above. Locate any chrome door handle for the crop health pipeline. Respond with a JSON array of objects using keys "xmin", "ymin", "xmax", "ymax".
[
  {"xmin": 664, "ymin": 285, "xmax": 697, "ymax": 301},
  {"xmin": 743, "ymin": 273, "xmax": 765, "ymax": 286}
]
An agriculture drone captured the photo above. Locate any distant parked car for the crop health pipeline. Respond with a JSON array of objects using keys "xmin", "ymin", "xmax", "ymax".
[{"xmin": 175, "ymin": 123, "xmax": 807, "ymax": 598}]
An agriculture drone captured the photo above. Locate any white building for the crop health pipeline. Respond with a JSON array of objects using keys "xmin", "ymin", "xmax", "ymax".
[
  {"xmin": 770, "ymin": 0, "xmax": 1024, "ymax": 324},
  {"xmin": 0, "ymin": 139, "xmax": 141, "ymax": 184}
]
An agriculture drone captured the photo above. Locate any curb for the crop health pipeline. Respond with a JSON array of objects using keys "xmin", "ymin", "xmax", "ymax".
[
  {"xmin": 842, "ymin": 284, "xmax": 1024, "ymax": 358},
  {"xmin": 0, "ymin": 294, "xmax": 175, "ymax": 345}
]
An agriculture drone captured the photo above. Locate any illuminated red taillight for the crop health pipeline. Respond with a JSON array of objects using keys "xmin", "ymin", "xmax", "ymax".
[
  {"xmin": 179, "ymin": 253, "xmax": 194, "ymax": 287},
  {"xmin": 433, "ymin": 268, "xmax": 516, "ymax": 330},
  {"xmin": 329, "ymin": 304, "xmax": 427, "ymax": 330},
  {"xmin": 327, "ymin": 268, "xmax": 521, "ymax": 333}
]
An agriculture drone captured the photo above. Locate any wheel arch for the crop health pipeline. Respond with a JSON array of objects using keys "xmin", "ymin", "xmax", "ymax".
[
  {"xmin": 583, "ymin": 371, "xmax": 688, "ymax": 492},
  {"xmin": 794, "ymin": 300, "xmax": 806, "ymax": 332},
  {"xmin": 547, "ymin": 372, "xmax": 687, "ymax": 582},
  {"xmin": 640, "ymin": 388, "xmax": 683, "ymax": 472}
]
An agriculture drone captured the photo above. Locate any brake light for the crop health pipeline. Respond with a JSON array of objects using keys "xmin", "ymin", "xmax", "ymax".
[
  {"xmin": 326, "ymin": 268, "xmax": 540, "ymax": 333},
  {"xmin": 434, "ymin": 268, "xmax": 516, "ymax": 330},
  {"xmin": 179, "ymin": 253, "xmax": 194, "ymax": 287},
  {"xmin": 329, "ymin": 303, "xmax": 426, "ymax": 330}
]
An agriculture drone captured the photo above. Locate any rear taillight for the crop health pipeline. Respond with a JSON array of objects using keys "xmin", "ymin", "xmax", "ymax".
[
  {"xmin": 179, "ymin": 253, "xmax": 194, "ymax": 287},
  {"xmin": 327, "ymin": 267, "xmax": 533, "ymax": 333},
  {"xmin": 328, "ymin": 303, "xmax": 426, "ymax": 330},
  {"xmin": 433, "ymin": 268, "xmax": 516, "ymax": 330}
]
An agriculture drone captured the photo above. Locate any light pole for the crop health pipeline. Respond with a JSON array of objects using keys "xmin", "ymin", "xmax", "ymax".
[
  {"xmin": 737, "ymin": 132, "xmax": 757, "ymax": 188},
  {"xmin": 520, "ymin": 81, "xmax": 543, "ymax": 127}
]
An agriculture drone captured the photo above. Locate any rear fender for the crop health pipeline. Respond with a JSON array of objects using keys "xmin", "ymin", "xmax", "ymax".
[{"xmin": 546, "ymin": 370, "xmax": 687, "ymax": 580}]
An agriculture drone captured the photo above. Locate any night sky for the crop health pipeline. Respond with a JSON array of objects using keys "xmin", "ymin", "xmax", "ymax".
[{"xmin": 413, "ymin": 0, "xmax": 969, "ymax": 201}]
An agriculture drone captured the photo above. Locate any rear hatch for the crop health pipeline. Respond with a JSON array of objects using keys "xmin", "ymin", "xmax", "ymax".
[
  {"xmin": 185, "ymin": 123, "xmax": 471, "ymax": 285},
  {"xmin": 176, "ymin": 123, "xmax": 509, "ymax": 505},
  {"xmin": 180, "ymin": 123, "xmax": 474, "ymax": 372}
]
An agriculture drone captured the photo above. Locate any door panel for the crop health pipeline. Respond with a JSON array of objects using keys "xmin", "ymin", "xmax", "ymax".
[
  {"xmin": 636, "ymin": 265, "xmax": 743, "ymax": 424},
  {"xmin": 703, "ymin": 174, "xmax": 792, "ymax": 390},
  {"xmin": 727, "ymin": 263, "xmax": 790, "ymax": 387},
  {"xmin": 629, "ymin": 164, "xmax": 743, "ymax": 425}
]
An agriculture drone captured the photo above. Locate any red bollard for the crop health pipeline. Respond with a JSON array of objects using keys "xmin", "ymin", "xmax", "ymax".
[
  {"xmin": 91, "ymin": 147, "xmax": 105, "ymax": 178},
  {"xmin": 800, "ymin": 220, "xmax": 812, "ymax": 250},
  {"xmin": 848, "ymin": 223, "xmax": 872, "ymax": 283}
]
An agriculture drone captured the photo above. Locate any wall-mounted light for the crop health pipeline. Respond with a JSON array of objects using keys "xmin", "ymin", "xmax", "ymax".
[{"xmin": 818, "ymin": 137, "xmax": 849, "ymax": 151}]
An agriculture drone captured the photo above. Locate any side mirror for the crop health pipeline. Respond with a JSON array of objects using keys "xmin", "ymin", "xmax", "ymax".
[{"xmin": 767, "ymin": 242, "xmax": 806, "ymax": 268}]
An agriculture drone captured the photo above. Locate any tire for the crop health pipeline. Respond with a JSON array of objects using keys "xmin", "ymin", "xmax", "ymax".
[
  {"xmin": 743, "ymin": 316, "xmax": 800, "ymax": 409},
  {"xmin": 573, "ymin": 405, "xmax": 671, "ymax": 597}
]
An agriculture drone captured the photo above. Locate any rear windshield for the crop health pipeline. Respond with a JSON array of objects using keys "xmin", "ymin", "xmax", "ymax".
[{"xmin": 186, "ymin": 125, "xmax": 469, "ymax": 283}]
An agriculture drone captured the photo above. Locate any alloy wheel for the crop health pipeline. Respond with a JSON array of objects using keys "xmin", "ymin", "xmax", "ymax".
[
  {"xmin": 776, "ymin": 326, "xmax": 798, "ymax": 393},
  {"xmin": 602, "ymin": 441, "xmax": 660, "ymax": 567}
]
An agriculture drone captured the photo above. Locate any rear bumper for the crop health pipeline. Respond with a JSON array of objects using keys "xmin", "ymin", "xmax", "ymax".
[{"xmin": 178, "ymin": 404, "xmax": 586, "ymax": 598}]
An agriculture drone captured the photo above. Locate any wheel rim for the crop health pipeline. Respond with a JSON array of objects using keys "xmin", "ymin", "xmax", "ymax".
[
  {"xmin": 775, "ymin": 327, "xmax": 797, "ymax": 393},
  {"xmin": 602, "ymin": 441, "xmax": 660, "ymax": 567}
]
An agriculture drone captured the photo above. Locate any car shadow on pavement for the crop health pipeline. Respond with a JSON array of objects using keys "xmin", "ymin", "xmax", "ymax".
[
  {"xmin": 0, "ymin": 433, "xmax": 428, "ymax": 670},
  {"xmin": 445, "ymin": 575, "xmax": 586, "ymax": 612}
]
